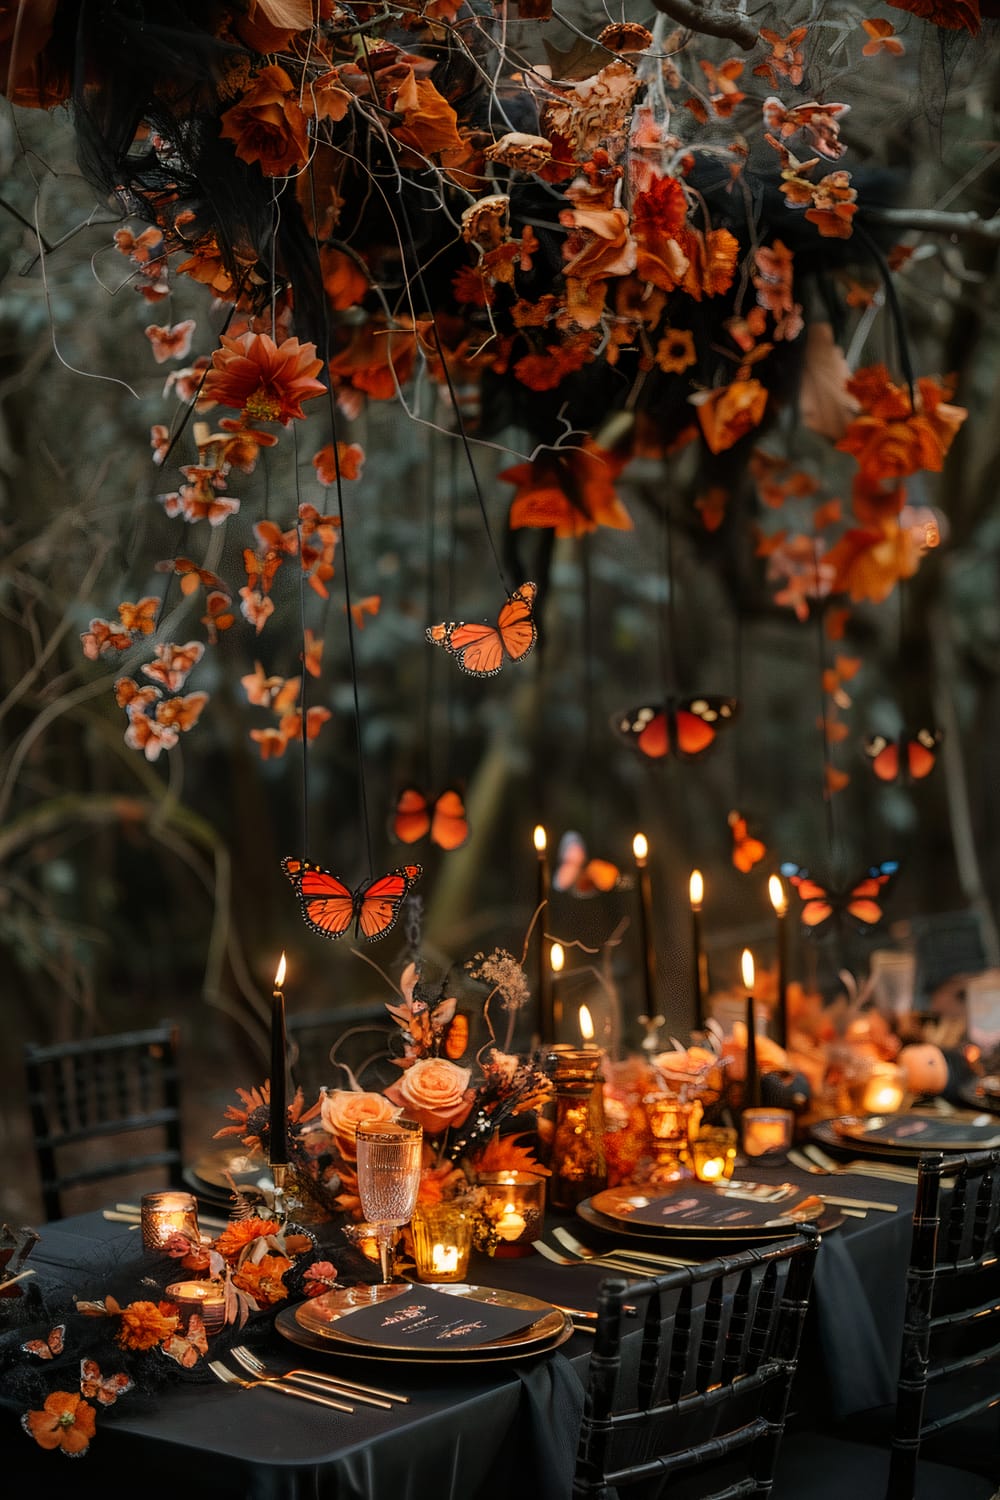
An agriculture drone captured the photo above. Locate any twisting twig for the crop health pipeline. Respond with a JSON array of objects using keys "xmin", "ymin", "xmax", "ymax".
[{"xmin": 649, "ymin": 0, "xmax": 758, "ymax": 50}]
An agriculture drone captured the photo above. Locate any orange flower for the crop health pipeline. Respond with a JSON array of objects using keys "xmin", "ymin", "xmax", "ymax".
[
  {"xmin": 501, "ymin": 440, "xmax": 632, "ymax": 537},
  {"xmin": 655, "ymin": 328, "xmax": 696, "ymax": 374},
  {"xmin": 861, "ymin": 18, "xmax": 905, "ymax": 54},
  {"xmin": 233, "ymin": 1254, "xmax": 292, "ymax": 1307},
  {"xmin": 202, "ymin": 332, "xmax": 326, "ymax": 425},
  {"xmin": 213, "ymin": 1217, "xmax": 282, "ymax": 1261},
  {"xmin": 219, "ymin": 65, "xmax": 310, "ymax": 177},
  {"xmin": 693, "ymin": 379, "xmax": 769, "ymax": 453},
  {"xmin": 320, "ymin": 247, "xmax": 369, "ymax": 311},
  {"xmin": 825, "ymin": 522, "xmax": 924, "ymax": 603},
  {"xmin": 805, "ymin": 172, "xmax": 857, "ymax": 239},
  {"xmin": 22, "ymin": 1392, "xmax": 97, "ymax": 1456},
  {"xmin": 391, "ymin": 71, "xmax": 465, "ymax": 161},
  {"xmin": 117, "ymin": 1300, "xmax": 178, "ymax": 1351}
]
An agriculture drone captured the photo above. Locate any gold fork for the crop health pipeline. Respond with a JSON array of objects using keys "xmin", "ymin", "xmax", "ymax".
[
  {"xmin": 207, "ymin": 1360, "xmax": 354, "ymax": 1412},
  {"xmin": 230, "ymin": 1346, "xmax": 405, "ymax": 1407}
]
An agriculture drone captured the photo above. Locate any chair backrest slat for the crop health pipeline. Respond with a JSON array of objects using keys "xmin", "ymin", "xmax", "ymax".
[
  {"xmin": 573, "ymin": 1228, "xmax": 820, "ymax": 1500},
  {"xmin": 24, "ymin": 1022, "xmax": 184, "ymax": 1221}
]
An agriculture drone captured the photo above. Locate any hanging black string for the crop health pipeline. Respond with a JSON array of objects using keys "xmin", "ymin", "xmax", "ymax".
[
  {"xmin": 854, "ymin": 223, "xmax": 917, "ymax": 409},
  {"xmin": 812, "ymin": 539, "xmax": 839, "ymax": 869},
  {"xmin": 291, "ymin": 423, "xmax": 311, "ymax": 855},
  {"xmin": 306, "ymin": 160, "xmax": 375, "ymax": 879}
]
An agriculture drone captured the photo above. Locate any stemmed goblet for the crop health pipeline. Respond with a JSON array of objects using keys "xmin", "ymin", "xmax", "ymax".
[{"xmin": 355, "ymin": 1119, "xmax": 423, "ymax": 1285}]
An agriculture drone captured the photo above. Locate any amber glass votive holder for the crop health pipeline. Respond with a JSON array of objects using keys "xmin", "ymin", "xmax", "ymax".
[
  {"xmin": 691, "ymin": 1127, "xmax": 738, "ymax": 1183},
  {"xmin": 741, "ymin": 1108, "xmax": 794, "ymax": 1161},
  {"xmin": 411, "ymin": 1203, "xmax": 473, "ymax": 1283},
  {"xmin": 477, "ymin": 1172, "xmax": 546, "ymax": 1257},
  {"xmin": 140, "ymin": 1191, "xmax": 199, "ymax": 1251},
  {"xmin": 165, "ymin": 1279, "xmax": 226, "ymax": 1335}
]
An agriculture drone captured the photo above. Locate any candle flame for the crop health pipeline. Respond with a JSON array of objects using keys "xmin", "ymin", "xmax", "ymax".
[
  {"xmin": 632, "ymin": 832, "xmax": 648, "ymax": 864},
  {"xmin": 741, "ymin": 948, "xmax": 755, "ymax": 992},
  {"xmin": 579, "ymin": 1004, "xmax": 595, "ymax": 1042},
  {"xmin": 273, "ymin": 951, "xmax": 287, "ymax": 990},
  {"xmin": 689, "ymin": 869, "xmax": 703, "ymax": 910},
  {"xmin": 533, "ymin": 824, "xmax": 547, "ymax": 854},
  {"xmin": 550, "ymin": 942, "xmax": 565, "ymax": 974},
  {"xmin": 768, "ymin": 874, "xmax": 788, "ymax": 917}
]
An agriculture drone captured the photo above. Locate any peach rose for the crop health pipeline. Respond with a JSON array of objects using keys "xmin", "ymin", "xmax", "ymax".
[
  {"xmin": 384, "ymin": 1058, "xmax": 474, "ymax": 1134},
  {"xmin": 320, "ymin": 1090, "xmax": 399, "ymax": 1160},
  {"xmin": 219, "ymin": 65, "xmax": 310, "ymax": 178}
]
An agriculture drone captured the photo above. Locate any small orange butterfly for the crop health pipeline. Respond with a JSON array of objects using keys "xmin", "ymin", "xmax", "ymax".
[
  {"xmin": 80, "ymin": 1358, "xmax": 134, "ymax": 1405},
  {"xmin": 22, "ymin": 1324, "xmax": 65, "ymax": 1359},
  {"xmin": 161, "ymin": 1314, "xmax": 208, "ymax": 1368},
  {"xmin": 155, "ymin": 691, "xmax": 209, "ymax": 733},
  {"xmin": 115, "ymin": 677, "xmax": 161, "ymax": 711},
  {"xmin": 81, "ymin": 618, "xmax": 133, "ymax": 659},
  {"xmin": 282, "ymin": 857, "xmax": 423, "ymax": 942},
  {"xmin": 427, "ymin": 583, "xmax": 537, "ymax": 677},
  {"xmin": 144, "ymin": 319, "xmax": 196, "ymax": 364},
  {"xmin": 244, "ymin": 547, "xmax": 282, "ymax": 595},
  {"xmin": 201, "ymin": 590, "xmax": 236, "ymax": 642},
  {"xmin": 728, "ymin": 810, "xmax": 767, "ymax": 874},
  {"xmin": 141, "ymin": 641, "xmax": 205, "ymax": 691},
  {"xmin": 553, "ymin": 831, "xmax": 622, "ymax": 896},
  {"xmin": 864, "ymin": 729, "xmax": 942, "ymax": 784},
  {"xmin": 156, "ymin": 557, "xmax": 229, "ymax": 597},
  {"xmin": 117, "ymin": 597, "xmax": 160, "ymax": 635},
  {"xmin": 393, "ymin": 787, "xmax": 470, "ymax": 851},
  {"xmin": 346, "ymin": 595, "xmax": 381, "ymax": 629},
  {"xmin": 254, "ymin": 519, "xmax": 298, "ymax": 557}
]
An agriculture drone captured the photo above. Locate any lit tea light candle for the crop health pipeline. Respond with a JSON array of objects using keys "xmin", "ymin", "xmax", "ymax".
[
  {"xmin": 165, "ymin": 1279, "xmax": 226, "ymax": 1335},
  {"xmin": 741, "ymin": 1108, "xmax": 794, "ymax": 1159},
  {"xmin": 140, "ymin": 1192, "xmax": 199, "ymax": 1252},
  {"xmin": 579, "ymin": 1003, "xmax": 597, "ymax": 1048},
  {"xmin": 496, "ymin": 1202, "xmax": 528, "ymax": 1241},
  {"xmin": 431, "ymin": 1243, "xmax": 459, "ymax": 1276},
  {"xmin": 691, "ymin": 1127, "xmax": 738, "ymax": 1183},
  {"xmin": 859, "ymin": 1064, "xmax": 906, "ymax": 1115}
]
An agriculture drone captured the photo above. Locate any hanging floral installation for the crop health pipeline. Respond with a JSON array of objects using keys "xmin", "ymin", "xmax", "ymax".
[{"xmin": 0, "ymin": 0, "xmax": 991, "ymax": 939}]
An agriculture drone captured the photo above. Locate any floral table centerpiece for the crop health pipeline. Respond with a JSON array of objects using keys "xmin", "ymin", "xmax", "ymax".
[{"xmin": 217, "ymin": 952, "xmax": 554, "ymax": 1255}]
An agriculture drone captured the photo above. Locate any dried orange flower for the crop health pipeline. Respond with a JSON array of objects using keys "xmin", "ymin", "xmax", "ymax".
[
  {"xmin": 117, "ymin": 1300, "xmax": 178, "ymax": 1351},
  {"xmin": 202, "ymin": 332, "xmax": 326, "ymax": 426},
  {"xmin": 22, "ymin": 1392, "xmax": 97, "ymax": 1456},
  {"xmin": 232, "ymin": 1253, "xmax": 293, "ymax": 1307},
  {"xmin": 213, "ymin": 1217, "xmax": 282, "ymax": 1261}
]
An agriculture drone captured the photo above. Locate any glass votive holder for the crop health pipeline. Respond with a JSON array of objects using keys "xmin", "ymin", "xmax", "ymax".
[
  {"xmin": 643, "ymin": 1095, "xmax": 696, "ymax": 1184},
  {"xmin": 411, "ymin": 1203, "xmax": 473, "ymax": 1283},
  {"xmin": 741, "ymin": 1108, "xmax": 794, "ymax": 1162},
  {"xmin": 855, "ymin": 1062, "xmax": 907, "ymax": 1115},
  {"xmin": 691, "ymin": 1126, "xmax": 738, "ymax": 1183},
  {"xmin": 164, "ymin": 1279, "xmax": 226, "ymax": 1335},
  {"xmin": 140, "ymin": 1191, "xmax": 199, "ymax": 1251},
  {"xmin": 477, "ymin": 1172, "xmax": 546, "ymax": 1258}
]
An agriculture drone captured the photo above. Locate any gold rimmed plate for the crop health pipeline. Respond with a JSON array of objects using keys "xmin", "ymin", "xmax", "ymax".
[
  {"xmin": 815, "ymin": 1111, "xmax": 1000, "ymax": 1155},
  {"xmin": 281, "ymin": 1293, "xmax": 571, "ymax": 1366},
  {"xmin": 578, "ymin": 1185, "xmax": 841, "ymax": 1243},
  {"xmin": 185, "ymin": 1147, "xmax": 273, "ymax": 1199},
  {"xmin": 295, "ymin": 1282, "xmax": 566, "ymax": 1357},
  {"xmin": 957, "ymin": 1079, "xmax": 1000, "ymax": 1116}
]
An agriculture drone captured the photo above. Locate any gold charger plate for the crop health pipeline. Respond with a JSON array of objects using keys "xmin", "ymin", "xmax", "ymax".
[
  {"xmin": 286, "ymin": 1287, "xmax": 569, "ymax": 1363},
  {"xmin": 585, "ymin": 1183, "xmax": 830, "ymax": 1239},
  {"xmin": 577, "ymin": 1194, "xmax": 843, "ymax": 1244},
  {"xmin": 186, "ymin": 1147, "xmax": 273, "ymax": 1194},
  {"xmin": 815, "ymin": 1111, "xmax": 1000, "ymax": 1155},
  {"xmin": 957, "ymin": 1080, "xmax": 1000, "ymax": 1115}
]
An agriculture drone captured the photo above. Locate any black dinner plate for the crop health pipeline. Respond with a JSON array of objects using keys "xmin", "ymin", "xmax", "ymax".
[{"xmin": 274, "ymin": 1302, "xmax": 575, "ymax": 1366}]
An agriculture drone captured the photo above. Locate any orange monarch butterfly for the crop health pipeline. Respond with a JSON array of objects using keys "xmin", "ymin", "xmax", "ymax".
[
  {"xmin": 864, "ymin": 730, "xmax": 942, "ymax": 784},
  {"xmin": 22, "ymin": 1325, "xmax": 65, "ymax": 1360},
  {"xmin": 282, "ymin": 857, "xmax": 422, "ymax": 942},
  {"xmin": 614, "ymin": 697, "xmax": 739, "ymax": 760},
  {"xmin": 80, "ymin": 1359, "xmax": 134, "ymax": 1405},
  {"xmin": 780, "ymin": 860, "xmax": 899, "ymax": 935},
  {"xmin": 553, "ymin": 831, "xmax": 623, "ymax": 896},
  {"xmin": 393, "ymin": 787, "xmax": 469, "ymax": 851},
  {"xmin": 426, "ymin": 583, "xmax": 537, "ymax": 677}
]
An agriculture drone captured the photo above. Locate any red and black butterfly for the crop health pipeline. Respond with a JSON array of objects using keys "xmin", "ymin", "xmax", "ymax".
[
  {"xmin": 780, "ymin": 860, "xmax": 899, "ymax": 935},
  {"xmin": 426, "ymin": 583, "xmax": 537, "ymax": 677},
  {"xmin": 864, "ymin": 729, "xmax": 942, "ymax": 784},
  {"xmin": 614, "ymin": 697, "xmax": 739, "ymax": 760},
  {"xmin": 393, "ymin": 787, "xmax": 469, "ymax": 851},
  {"xmin": 282, "ymin": 857, "xmax": 422, "ymax": 942}
]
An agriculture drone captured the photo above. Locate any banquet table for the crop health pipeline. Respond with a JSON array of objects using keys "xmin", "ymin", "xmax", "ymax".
[{"xmin": 1, "ymin": 1161, "xmax": 916, "ymax": 1500}]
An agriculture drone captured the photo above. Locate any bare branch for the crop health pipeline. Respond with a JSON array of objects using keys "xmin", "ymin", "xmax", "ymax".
[
  {"xmin": 649, "ymin": 0, "xmax": 758, "ymax": 50},
  {"xmin": 864, "ymin": 206, "xmax": 1000, "ymax": 243}
]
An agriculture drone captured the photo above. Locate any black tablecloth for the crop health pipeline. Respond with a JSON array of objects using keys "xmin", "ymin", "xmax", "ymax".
[{"xmin": 1, "ymin": 1160, "xmax": 915, "ymax": 1498}]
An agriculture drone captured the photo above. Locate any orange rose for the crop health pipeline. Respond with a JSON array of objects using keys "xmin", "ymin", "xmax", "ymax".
[
  {"xmin": 320, "ymin": 1090, "xmax": 399, "ymax": 1159},
  {"xmin": 384, "ymin": 1058, "xmax": 474, "ymax": 1134},
  {"xmin": 219, "ymin": 65, "xmax": 310, "ymax": 178},
  {"xmin": 837, "ymin": 413, "xmax": 949, "ymax": 481}
]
